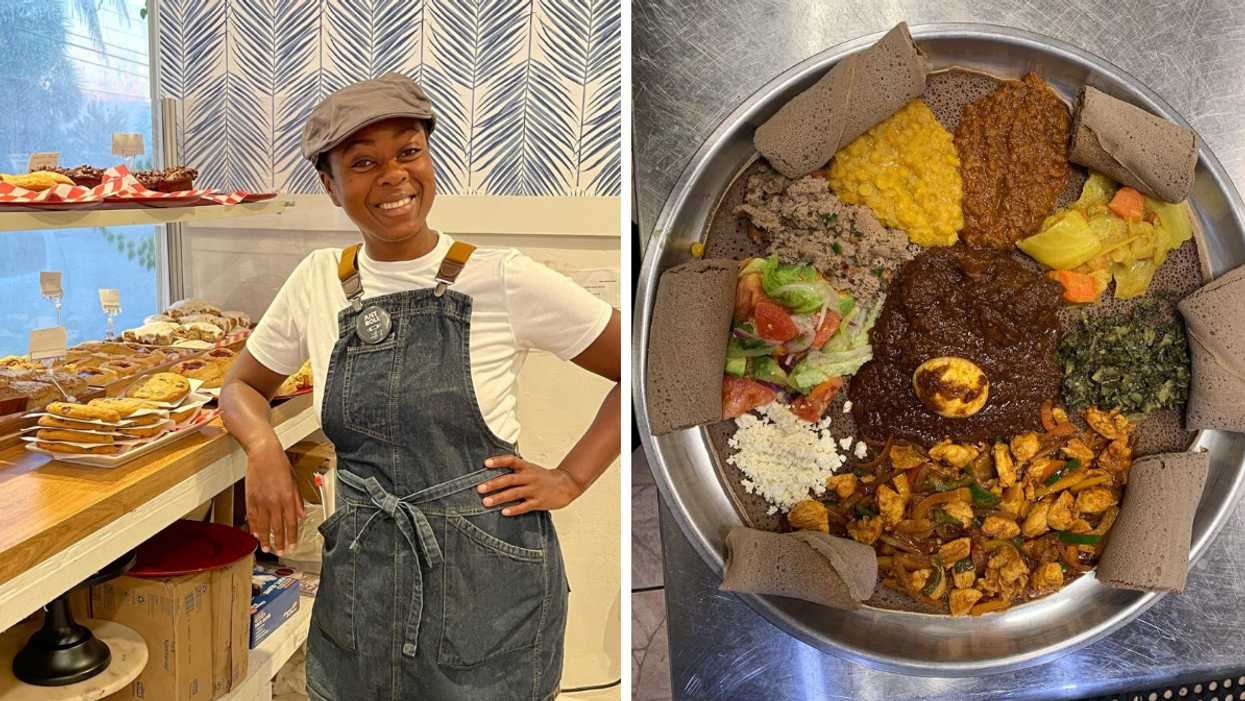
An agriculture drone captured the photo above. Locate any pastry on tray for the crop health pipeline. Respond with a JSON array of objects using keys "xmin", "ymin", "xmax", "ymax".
[
  {"xmin": 33, "ymin": 165, "xmax": 104, "ymax": 189},
  {"xmin": 171, "ymin": 358, "xmax": 225, "ymax": 389},
  {"xmin": 276, "ymin": 359, "xmax": 313, "ymax": 396},
  {"xmin": 165, "ymin": 298, "xmax": 222, "ymax": 319},
  {"xmin": 123, "ymin": 322, "xmax": 177, "ymax": 345},
  {"xmin": 222, "ymin": 310, "xmax": 253, "ymax": 329},
  {"xmin": 75, "ymin": 341, "xmax": 139, "ymax": 357},
  {"xmin": 0, "ymin": 171, "xmax": 74, "ymax": 191},
  {"xmin": 126, "ymin": 373, "xmax": 191, "ymax": 404},
  {"xmin": 145, "ymin": 313, "xmax": 179, "ymax": 324},
  {"xmin": 0, "ymin": 355, "xmax": 41, "ymax": 370},
  {"xmin": 73, "ymin": 366, "xmax": 123, "ymax": 385},
  {"xmin": 174, "ymin": 322, "xmax": 225, "ymax": 343},
  {"xmin": 134, "ymin": 166, "xmax": 198, "ymax": 193},
  {"xmin": 181, "ymin": 313, "xmax": 234, "ymax": 332},
  {"xmin": 101, "ymin": 359, "xmax": 145, "ymax": 377}
]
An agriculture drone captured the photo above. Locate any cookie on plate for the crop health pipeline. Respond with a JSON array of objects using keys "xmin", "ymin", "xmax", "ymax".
[
  {"xmin": 37, "ymin": 428, "xmax": 114, "ymax": 444},
  {"xmin": 117, "ymin": 424, "xmax": 166, "ymax": 438},
  {"xmin": 47, "ymin": 401, "xmax": 122, "ymax": 423},
  {"xmin": 39, "ymin": 415, "xmax": 110, "ymax": 430},
  {"xmin": 90, "ymin": 397, "xmax": 160, "ymax": 417},
  {"xmin": 171, "ymin": 406, "xmax": 200, "ymax": 424},
  {"xmin": 36, "ymin": 442, "xmax": 121, "ymax": 455},
  {"xmin": 171, "ymin": 358, "xmax": 225, "ymax": 389},
  {"xmin": 126, "ymin": 373, "xmax": 191, "ymax": 403}
]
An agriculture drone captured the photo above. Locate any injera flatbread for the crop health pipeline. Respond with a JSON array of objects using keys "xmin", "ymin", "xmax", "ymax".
[
  {"xmin": 1179, "ymin": 265, "xmax": 1245, "ymax": 432},
  {"xmin": 753, "ymin": 22, "xmax": 928, "ymax": 179},
  {"xmin": 1096, "ymin": 451, "xmax": 1210, "ymax": 594},
  {"xmin": 1069, "ymin": 86, "xmax": 1198, "ymax": 203},
  {"xmin": 698, "ymin": 66, "xmax": 1209, "ymax": 613},
  {"xmin": 646, "ymin": 259, "xmax": 738, "ymax": 435},
  {"xmin": 720, "ymin": 526, "xmax": 878, "ymax": 610}
]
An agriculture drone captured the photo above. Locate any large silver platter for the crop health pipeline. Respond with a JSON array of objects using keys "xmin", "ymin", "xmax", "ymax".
[{"xmin": 634, "ymin": 23, "xmax": 1245, "ymax": 676}]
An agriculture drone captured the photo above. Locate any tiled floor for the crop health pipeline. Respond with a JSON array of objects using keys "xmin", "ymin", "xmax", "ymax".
[{"xmin": 631, "ymin": 448, "xmax": 672, "ymax": 701}]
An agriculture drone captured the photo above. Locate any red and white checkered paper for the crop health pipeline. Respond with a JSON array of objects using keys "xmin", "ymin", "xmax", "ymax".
[{"xmin": 0, "ymin": 165, "xmax": 276, "ymax": 211}]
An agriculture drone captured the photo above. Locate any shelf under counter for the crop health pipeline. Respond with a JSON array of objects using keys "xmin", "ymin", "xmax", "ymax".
[
  {"xmin": 0, "ymin": 199, "xmax": 288, "ymax": 232},
  {"xmin": 0, "ymin": 393, "xmax": 319, "ymax": 633}
]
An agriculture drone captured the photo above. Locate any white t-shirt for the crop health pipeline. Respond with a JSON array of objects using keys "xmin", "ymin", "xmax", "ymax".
[{"xmin": 247, "ymin": 233, "xmax": 613, "ymax": 444}]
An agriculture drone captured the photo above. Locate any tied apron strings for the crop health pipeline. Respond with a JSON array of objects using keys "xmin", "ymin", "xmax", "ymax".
[{"xmin": 335, "ymin": 467, "xmax": 507, "ymax": 658}]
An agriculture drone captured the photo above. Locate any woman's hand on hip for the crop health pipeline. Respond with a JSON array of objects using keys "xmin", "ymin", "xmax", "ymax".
[
  {"xmin": 477, "ymin": 455, "xmax": 584, "ymax": 516},
  {"xmin": 246, "ymin": 440, "xmax": 307, "ymax": 555}
]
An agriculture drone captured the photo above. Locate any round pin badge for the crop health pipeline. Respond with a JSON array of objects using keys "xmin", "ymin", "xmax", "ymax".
[{"xmin": 356, "ymin": 305, "xmax": 392, "ymax": 344}]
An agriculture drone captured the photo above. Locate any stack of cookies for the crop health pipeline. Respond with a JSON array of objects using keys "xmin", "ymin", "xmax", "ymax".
[
  {"xmin": 23, "ymin": 372, "xmax": 214, "ymax": 459},
  {"xmin": 26, "ymin": 399, "xmax": 173, "ymax": 455}
]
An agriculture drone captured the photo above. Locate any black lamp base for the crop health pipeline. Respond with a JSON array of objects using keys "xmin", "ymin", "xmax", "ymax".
[{"xmin": 10, "ymin": 551, "xmax": 136, "ymax": 687}]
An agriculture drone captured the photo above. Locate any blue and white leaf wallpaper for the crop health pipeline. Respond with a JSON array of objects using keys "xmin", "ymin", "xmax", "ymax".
[{"xmin": 156, "ymin": 0, "xmax": 621, "ymax": 196}]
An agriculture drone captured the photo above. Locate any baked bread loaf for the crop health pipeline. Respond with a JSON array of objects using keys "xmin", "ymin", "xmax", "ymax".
[
  {"xmin": 37, "ymin": 428, "xmax": 114, "ymax": 444},
  {"xmin": 47, "ymin": 401, "xmax": 122, "ymax": 423},
  {"xmin": 127, "ymin": 373, "xmax": 191, "ymax": 403}
]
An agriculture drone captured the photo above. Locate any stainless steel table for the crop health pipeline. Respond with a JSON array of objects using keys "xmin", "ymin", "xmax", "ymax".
[{"xmin": 633, "ymin": 1, "xmax": 1245, "ymax": 698}]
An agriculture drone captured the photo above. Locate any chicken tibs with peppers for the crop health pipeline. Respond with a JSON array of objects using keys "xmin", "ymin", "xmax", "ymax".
[{"xmin": 787, "ymin": 403, "xmax": 1135, "ymax": 615}]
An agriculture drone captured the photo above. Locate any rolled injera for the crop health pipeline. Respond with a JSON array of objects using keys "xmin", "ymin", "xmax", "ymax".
[
  {"xmin": 1178, "ymin": 265, "xmax": 1245, "ymax": 432},
  {"xmin": 720, "ymin": 526, "xmax": 878, "ymax": 610},
  {"xmin": 1096, "ymin": 451, "xmax": 1209, "ymax": 594},
  {"xmin": 753, "ymin": 22, "xmax": 929, "ymax": 179},
  {"xmin": 1068, "ymin": 86, "xmax": 1198, "ymax": 203},
  {"xmin": 646, "ymin": 259, "xmax": 737, "ymax": 436}
]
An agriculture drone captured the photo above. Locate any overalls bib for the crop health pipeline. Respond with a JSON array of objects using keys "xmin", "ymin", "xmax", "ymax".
[{"xmin": 305, "ymin": 242, "xmax": 568, "ymax": 701}]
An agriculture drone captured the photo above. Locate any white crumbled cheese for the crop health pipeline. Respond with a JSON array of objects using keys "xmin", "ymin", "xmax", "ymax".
[
  {"xmin": 839, "ymin": 437, "xmax": 853, "ymax": 449},
  {"xmin": 843, "ymin": 400, "xmax": 853, "ymax": 413},
  {"xmin": 854, "ymin": 441, "xmax": 869, "ymax": 460},
  {"xmin": 727, "ymin": 403, "xmax": 848, "ymax": 514}
]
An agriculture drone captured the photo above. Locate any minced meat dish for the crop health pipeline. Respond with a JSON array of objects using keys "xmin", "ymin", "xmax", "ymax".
[{"xmin": 736, "ymin": 165, "xmax": 912, "ymax": 306}]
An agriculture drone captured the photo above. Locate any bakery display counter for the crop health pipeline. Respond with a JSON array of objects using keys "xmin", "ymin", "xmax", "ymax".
[
  {"xmin": 0, "ymin": 198, "xmax": 289, "ymax": 233},
  {"xmin": 0, "ymin": 393, "xmax": 318, "ymax": 633}
]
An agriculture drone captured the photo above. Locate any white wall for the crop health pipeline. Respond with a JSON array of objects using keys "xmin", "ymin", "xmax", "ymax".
[{"xmin": 183, "ymin": 197, "xmax": 622, "ymax": 698}]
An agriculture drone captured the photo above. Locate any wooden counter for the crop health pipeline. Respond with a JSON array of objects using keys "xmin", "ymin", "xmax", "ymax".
[{"xmin": 0, "ymin": 394, "xmax": 318, "ymax": 632}]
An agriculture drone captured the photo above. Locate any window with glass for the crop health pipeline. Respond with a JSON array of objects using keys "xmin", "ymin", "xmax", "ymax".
[{"xmin": 0, "ymin": 0, "xmax": 156, "ymax": 356}]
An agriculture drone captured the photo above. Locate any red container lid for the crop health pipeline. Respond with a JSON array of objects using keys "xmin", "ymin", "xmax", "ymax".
[{"xmin": 128, "ymin": 520, "xmax": 258, "ymax": 577}]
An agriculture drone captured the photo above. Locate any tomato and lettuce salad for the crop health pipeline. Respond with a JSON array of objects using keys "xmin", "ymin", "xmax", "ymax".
[{"xmin": 723, "ymin": 256, "xmax": 882, "ymax": 422}]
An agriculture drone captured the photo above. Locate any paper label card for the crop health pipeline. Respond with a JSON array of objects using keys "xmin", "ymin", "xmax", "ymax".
[
  {"xmin": 100, "ymin": 289, "xmax": 121, "ymax": 313},
  {"xmin": 27, "ymin": 152, "xmax": 60, "ymax": 172},
  {"xmin": 30, "ymin": 326, "xmax": 67, "ymax": 361},
  {"xmin": 40, "ymin": 271, "xmax": 63, "ymax": 298},
  {"xmin": 111, "ymin": 133, "xmax": 145, "ymax": 157}
]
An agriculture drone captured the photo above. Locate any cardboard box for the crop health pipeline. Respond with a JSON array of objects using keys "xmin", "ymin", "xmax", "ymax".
[
  {"xmin": 285, "ymin": 440, "xmax": 335, "ymax": 505},
  {"xmin": 91, "ymin": 554, "xmax": 253, "ymax": 701},
  {"xmin": 250, "ymin": 569, "xmax": 300, "ymax": 648}
]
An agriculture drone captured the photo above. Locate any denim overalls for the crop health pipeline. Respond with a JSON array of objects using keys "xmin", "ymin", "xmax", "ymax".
[{"xmin": 305, "ymin": 243, "xmax": 568, "ymax": 701}]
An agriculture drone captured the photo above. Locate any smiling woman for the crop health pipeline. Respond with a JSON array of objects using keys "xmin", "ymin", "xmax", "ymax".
[{"xmin": 218, "ymin": 72, "xmax": 621, "ymax": 701}]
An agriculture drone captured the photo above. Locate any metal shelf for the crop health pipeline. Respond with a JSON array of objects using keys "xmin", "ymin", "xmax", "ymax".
[{"xmin": 0, "ymin": 199, "xmax": 288, "ymax": 232}]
